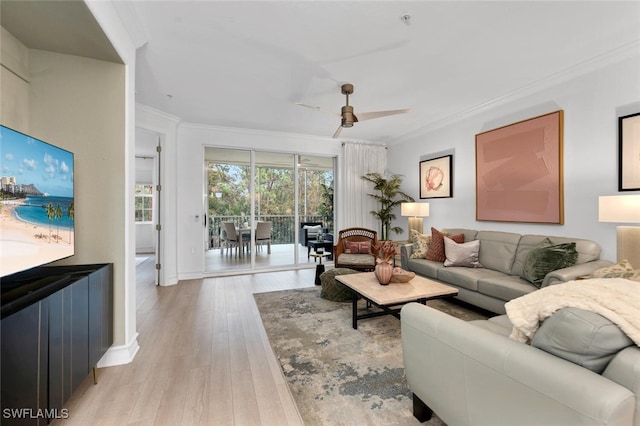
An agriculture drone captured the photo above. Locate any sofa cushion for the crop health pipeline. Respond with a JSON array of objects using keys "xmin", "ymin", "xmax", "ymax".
[
  {"xmin": 531, "ymin": 307, "xmax": 634, "ymax": 374},
  {"xmin": 475, "ymin": 231, "xmax": 522, "ymax": 275},
  {"xmin": 442, "ymin": 228, "xmax": 479, "ymax": 242},
  {"xmin": 443, "ymin": 237, "xmax": 482, "ymax": 268},
  {"xmin": 425, "ymin": 227, "xmax": 464, "ymax": 262},
  {"xmin": 521, "ymin": 238, "xmax": 578, "ymax": 287},
  {"xmin": 406, "ymin": 258, "xmax": 443, "ymax": 279},
  {"xmin": 478, "ymin": 275, "xmax": 538, "ymax": 301},
  {"xmin": 409, "ymin": 229, "xmax": 431, "ymax": 259},
  {"xmin": 436, "ymin": 267, "xmax": 505, "ymax": 292},
  {"xmin": 470, "ymin": 315, "xmax": 513, "ymax": 336},
  {"xmin": 337, "ymin": 253, "xmax": 375, "ymax": 267}
]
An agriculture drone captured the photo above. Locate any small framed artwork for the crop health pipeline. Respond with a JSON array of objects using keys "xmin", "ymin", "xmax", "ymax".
[
  {"xmin": 619, "ymin": 112, "xmax": 640, "ymax": 191},
  {"xmin": 475, "ymin": 110, "xmax": 564, "ymax": 224},
  {"xmin": 420, "ymin": 155, "xmax": 452, "ymax": 199}
]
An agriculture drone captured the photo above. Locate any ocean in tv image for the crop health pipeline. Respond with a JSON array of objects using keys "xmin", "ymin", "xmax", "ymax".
[
  {"xmin": 14, "ymin": 195, "xmax": 75, "ymax": 229},
  {"xmin": 0, "ymin": 125, "xmax": 75, "ymax": 277}
]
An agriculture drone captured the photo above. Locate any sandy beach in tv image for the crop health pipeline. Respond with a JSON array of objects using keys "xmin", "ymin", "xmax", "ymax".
[
  {"xmin": 0, "ymin": 199, "xmax": 75, "ymax": 275},
  {"xmin": 0, "ymin": 126, "xmax": 75, "ymax": 277}
]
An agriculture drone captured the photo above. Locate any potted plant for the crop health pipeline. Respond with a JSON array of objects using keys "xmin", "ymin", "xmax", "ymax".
[{"xmin": 361, "ymin": 172, "xmax": 415, "ymax": 241}]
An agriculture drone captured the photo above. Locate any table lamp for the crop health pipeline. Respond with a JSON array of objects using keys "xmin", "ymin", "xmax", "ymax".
[
  {"xmin": 598, "ymin": 195, "xmax": 640, "ymax": 268},
  {"xmin": 401, "ymin": 202, "xmax": 430, "ymax": 237}
]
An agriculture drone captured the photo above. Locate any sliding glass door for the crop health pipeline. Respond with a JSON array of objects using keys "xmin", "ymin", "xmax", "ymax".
[
  {"xmin": 204, "ymin": 147, "xmax": 334, "ymax": 274},
  {"xmin": 205, "ymin": 148, "xmax": 252, "ymax": 273}
]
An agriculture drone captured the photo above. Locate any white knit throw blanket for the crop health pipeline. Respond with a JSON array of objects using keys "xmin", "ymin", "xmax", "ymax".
[{"xmin": 505, "ymin": 278, "xmax": 640, "ymax": 346}]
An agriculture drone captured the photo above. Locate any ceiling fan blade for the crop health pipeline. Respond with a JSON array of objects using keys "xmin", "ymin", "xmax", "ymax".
[
  {"xmin": 296, "ymin": 103, "xmax": 341, "ymax": 117},
  {"xmin": 332, "ymin": 126, "xmax": 343, "ymax": 139},
  {"xmin": 356, "ymin": 108, "xmax": 411, "ymax": 122}
]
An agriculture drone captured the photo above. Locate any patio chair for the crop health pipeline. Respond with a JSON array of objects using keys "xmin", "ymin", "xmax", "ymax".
[
  {"xmin": 221, "ymin": 222, "xmax": 245, "ymax": 257},
  {"xmin": 299, "ymin": 221, "xmax": 326, "ymax": 247},
  {"xmin": 334, "ymin": 227, "xmax": 378, "ymax": 272},
  {"xmin": 255, "ymin": 221, "xmax": 272, "ymax": 254}
]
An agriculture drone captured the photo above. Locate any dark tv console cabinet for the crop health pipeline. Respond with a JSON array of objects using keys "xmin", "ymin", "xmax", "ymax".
[{"xmin": 1, "ymin": 264, "xmax": 113, "ymax": 425}]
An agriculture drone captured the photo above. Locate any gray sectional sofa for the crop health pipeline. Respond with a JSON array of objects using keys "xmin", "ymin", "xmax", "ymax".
[
  {"xmin": 400, "ymin": 229, "xmax": 612, "ymax": 314},
  {"xmin": 401, "ymin": 303, "xmax": 640, "ymax": 426}
]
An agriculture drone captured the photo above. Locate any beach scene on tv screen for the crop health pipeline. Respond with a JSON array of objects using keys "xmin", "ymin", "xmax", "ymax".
[{"xmin": 0, "ymin": 126, "xmax": 75, "ymax": 277}]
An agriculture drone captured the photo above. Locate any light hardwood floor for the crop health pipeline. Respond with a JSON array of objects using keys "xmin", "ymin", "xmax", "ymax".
[{"xmin": 55, "ymin": 256, "xmax": 316, "ymax": 425}]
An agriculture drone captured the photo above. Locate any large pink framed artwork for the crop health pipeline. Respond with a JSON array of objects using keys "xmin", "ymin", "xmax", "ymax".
[{"xmin": 475, "ymin": 110, "xmax": 564, "ymax": 224}]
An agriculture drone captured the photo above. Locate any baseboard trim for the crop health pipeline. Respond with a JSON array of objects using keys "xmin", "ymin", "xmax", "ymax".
[{"xmin": 97, "ymin": 333, "xmax": 140, "ymax": 367}]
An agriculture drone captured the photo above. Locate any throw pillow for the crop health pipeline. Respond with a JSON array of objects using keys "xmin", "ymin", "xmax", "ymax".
[
  {"xmin": 344, "ymin": 241, "xmax": 371, "ymax": 254},
  {"xmin": 521, "ymin": 238, "xmax": 578, "ymax": 287},
  {"xmin": 344, "ymin": 241, "xmax": 357, "ymax": 254},
  {"xmin": 425, "ymin": 227, "xmax": 464, "ymax": 262},
  {"xmin": 356, "ymin": 241, "xmax": 372, "ymax": 254},
  {"xmin": 531, "ymin": 307, "xmax": 633, "ymax": 374},
  {"xmin": 443, "ymin": 237, "xmax": 482, "ymax": 268},
  {"xmin": 409, "ymin": 229, "xmax": 431, "ymax": 259},
  {"xmin": 628, "ymin": 270, "xmax": 640, "ymax": 282},
  {"xmin": 589, "ymin": 259, "xmax": 635, "ymax": 278}
]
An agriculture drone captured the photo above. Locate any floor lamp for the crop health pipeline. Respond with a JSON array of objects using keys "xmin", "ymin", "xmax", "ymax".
[
  {"xmin": 401, "ymin": 202, "xmax": 430, "ymax": 238},
  {"xmin": 599, "ymin": 195, "xmax": 640, "ymax": 268}
]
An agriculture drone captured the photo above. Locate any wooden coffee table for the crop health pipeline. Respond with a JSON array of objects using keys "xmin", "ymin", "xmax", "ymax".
[{"xmin": 336, "ymin": 272, "xmax": 459, "ymax": 329}]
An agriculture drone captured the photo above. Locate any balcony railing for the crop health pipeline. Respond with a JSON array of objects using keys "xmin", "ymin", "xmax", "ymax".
[{"xmin": 208, "ymin": 214, "xmax": 328, "ymax": 248}]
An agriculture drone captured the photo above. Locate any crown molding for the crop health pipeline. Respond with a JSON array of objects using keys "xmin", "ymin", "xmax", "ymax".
[
  {"xmin": 136, "ymin": 103, "xmax": 181, "ymax": 124},
  {"xmin": 111, "ymin": 1, "xmax": 149, "ymax": 49},
  {"xmin": 391, "ymin": 39, "xmax": 640, "ymax": 145}
]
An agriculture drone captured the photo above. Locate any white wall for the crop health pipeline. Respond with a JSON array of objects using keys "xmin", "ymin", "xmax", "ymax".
[
  {"xmin": 176, "ymin": 123, "xmax": 342, "ymax": 279},
  {"xmin": 387, "ymin": 54, "xmax": 640, "ymax": 263}
]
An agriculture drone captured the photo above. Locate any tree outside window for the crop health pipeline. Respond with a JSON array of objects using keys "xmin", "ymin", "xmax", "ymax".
[{"xmin": 135, "ymin": 184, "xmax": 153, "ymax": 222}]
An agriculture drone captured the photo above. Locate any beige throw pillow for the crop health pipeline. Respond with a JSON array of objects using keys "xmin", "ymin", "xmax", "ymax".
[
  {"xmin": 409, "ymin": 229, "xmax": 431, "ymax": 259},
  {"xmin": 589, "ymin": 259, "xmax": 635, "ymax": 278}
]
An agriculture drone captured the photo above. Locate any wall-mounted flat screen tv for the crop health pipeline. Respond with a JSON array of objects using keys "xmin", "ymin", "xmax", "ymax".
[{"xmin": 0, "ymin": 125, "xmax": 75, "ymax": 277}]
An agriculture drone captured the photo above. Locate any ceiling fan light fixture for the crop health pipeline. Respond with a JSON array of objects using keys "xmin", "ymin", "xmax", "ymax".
[{"xmin": 341, "ymin": 105, "xmax": 355, "ymax": 127}]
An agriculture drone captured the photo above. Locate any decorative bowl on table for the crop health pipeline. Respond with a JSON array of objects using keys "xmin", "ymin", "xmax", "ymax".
[{"xmin": 389, "ymin": 267, "xmax": 415, "ymax": 283}]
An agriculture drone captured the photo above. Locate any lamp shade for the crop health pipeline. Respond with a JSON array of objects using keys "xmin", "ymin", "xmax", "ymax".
[
  {"xmin": 599, "ymin": 195, "xmax": 640, "ymax": 223},
  {"xmin": 401, "ymin": 202, "xmax": 429, "ymax": 217}
]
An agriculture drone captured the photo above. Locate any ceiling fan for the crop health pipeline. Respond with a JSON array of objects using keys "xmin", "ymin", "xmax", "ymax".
[{"xmin": 297, "ymin": 83, "xmax": 410, "ymax": 138}]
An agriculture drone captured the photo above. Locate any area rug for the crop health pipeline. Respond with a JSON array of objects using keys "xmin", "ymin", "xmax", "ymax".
[{"xmin": 254, "ymin": 287, "xmax": 489, "ymax": 425}]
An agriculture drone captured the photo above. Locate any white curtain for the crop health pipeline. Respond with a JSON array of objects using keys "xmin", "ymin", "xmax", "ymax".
[{"xmin": 337, "ymin": 142, "xmax": 386, "ymax": 233}]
